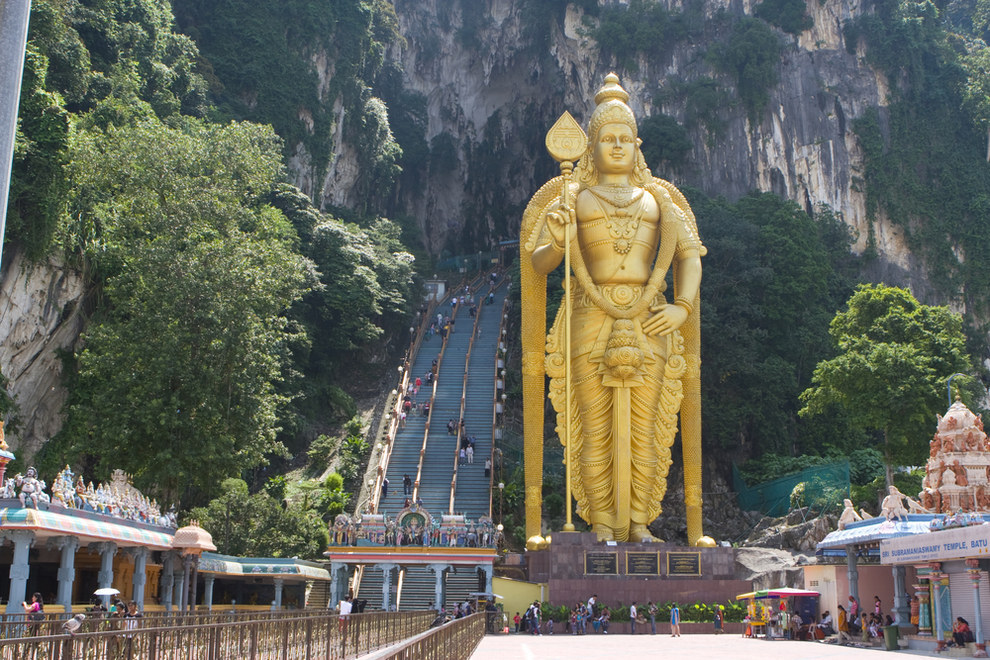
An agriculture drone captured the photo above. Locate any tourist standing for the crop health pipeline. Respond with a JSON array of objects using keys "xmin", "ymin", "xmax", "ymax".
[
  {"xmin": 630, "ymin": 602, "xmax": 638, "ymax": 634},
  {"xmin": 403, "ymin": 474, "xmax": 412, "ymax": 496},
  {"xmin": 837, "ymin": 604, "xmax": 850, "ymax": 644},
  {"xmin": 714, "ymin": 604, "xmax": 723, "ymax": 633},
  {"xmin": 381, "ymin": 477, "xmax": 389, "ymax": 500},
  {"xmin": 848, "ymin": 595, "xmax": 860, "ymax": 633},
  {"xmin": 670, "ymin": 602, "xmax": 681, "ymax": 637},
  {"xmin": 648, "ymin": 601, "xmax": 657, "ymax": 634},
  {"xmin": 338, "ymin": 595, "xmax": 353, "ymax": 632}
]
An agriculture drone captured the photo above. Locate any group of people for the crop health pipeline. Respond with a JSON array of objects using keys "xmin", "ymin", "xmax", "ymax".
[{"xmin": 512, "ymin": 596, "xmax": 684, "ymax": 636}]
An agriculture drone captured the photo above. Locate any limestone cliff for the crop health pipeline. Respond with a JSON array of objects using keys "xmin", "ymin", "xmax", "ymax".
[
  {"xmin": 0, "ymin": 247, "xmax": 86, "ymax": 456},
  {"xmin": 303, "ymin": 0, "xmax": 919, "ymax": 288}
]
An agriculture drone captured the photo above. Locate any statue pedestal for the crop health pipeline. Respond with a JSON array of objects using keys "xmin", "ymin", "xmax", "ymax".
[{"xmin": 531, "ymin": 531, "xmax": 749, "ymax": 607}]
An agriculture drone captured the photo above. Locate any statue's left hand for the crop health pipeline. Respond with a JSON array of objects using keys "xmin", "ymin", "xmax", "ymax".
[{"xmin": 643, "ymin": 303, "xmax": 688, "ymax": 336}]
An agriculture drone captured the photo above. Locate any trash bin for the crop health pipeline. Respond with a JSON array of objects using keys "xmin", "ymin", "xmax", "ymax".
[{"xmin": 883, "ymin": 625, "xmax": 899, "ymax": 651}]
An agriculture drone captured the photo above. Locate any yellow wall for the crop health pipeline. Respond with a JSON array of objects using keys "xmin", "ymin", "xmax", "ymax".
[{"xmin": 494, "ymin": 576, "xmax": 546, "ymax": 621}]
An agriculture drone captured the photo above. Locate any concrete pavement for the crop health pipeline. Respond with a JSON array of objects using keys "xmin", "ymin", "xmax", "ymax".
[{"xmin": 471, "ymin": 633, "xmax": 949, "ymax": 659}]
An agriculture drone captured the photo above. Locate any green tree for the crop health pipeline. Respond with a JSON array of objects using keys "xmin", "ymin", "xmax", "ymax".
[
  {"xmin": 754, "ymin": 0, "xmax": 813, "ymax": 35},
  {"xmin": 800, "ymin": 285, "xmax": 971, "ymax": 486},
  {"xmin": 960, "ymin": 43, "xmax": 990, "ymax": 161},
  {"xmin": 707, "ymin": 17, "xmax": 782, "ymax": 119},
  {"xmin": 190, "ymin": 478, "xmax": 329, "ymax": 558},
  {"xmin": 694, "ymin": 191, "xmax": 857, "ymax": 454},
  {"xmin": 638, "ymin": 113, "xmax": 692, "ymax": 172},
  {"xmin": 56, "ymin": 118, "xmax": 313, "ymax": 504}
]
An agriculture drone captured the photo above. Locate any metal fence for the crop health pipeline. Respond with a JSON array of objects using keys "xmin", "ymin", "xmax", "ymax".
[
  {"xmin": 0, "ymin": 610, "xmax": 323, "ymax": 641},
  {"xmin": 0, "ymin": 609, "xmax": 434, "ymax": 660},
  {"xmin": 368, "ymin": 612, "xmax": 486, "ymax": 660}
]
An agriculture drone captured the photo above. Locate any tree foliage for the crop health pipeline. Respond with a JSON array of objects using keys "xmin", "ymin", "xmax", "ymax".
[
  {"xmin": 55, "ymin": 118, "xmax": 314, "ymax": 504},
  {"xmin": 845, "ymin": 0, "xmax": 990, "ymax": 333},
  {"xmin": 590, "ymin": 0, "xmax": 704, "ymax": 71},
  {"xmin": 800, "ymin": 285, "xmax": 971, "ymax": 481},
  {"xmin": 190, "ymin": 478, "xmax": 329, "ymax": 559},
  {"xmin": 754, "ymin": 0, "xmax": 814, "ymax": 35},
  {"xmin": 171, "ymin": 0, "xmax": 399, "ymax": 183},
  {"xmin": 959, "ymin": 42, "xmax": 990, "ymax": 160},
  {"xmin": 692, "ymin": 191, "xmax": 859, "ymax": 455},
  {"xmin": 638, "ymin": 113, "xmax": 693, "ymax": 172},
  {"xmin": 707, "ymin": 17, "xmax": 783, "ymax": 120}
]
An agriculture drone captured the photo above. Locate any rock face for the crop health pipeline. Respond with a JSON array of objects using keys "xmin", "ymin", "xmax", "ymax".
[
  {"xmin": 299, "ymin": 0, "xmax": 920, "ymax": 289},
  {"xmin": 0, "ymin": 247, "xmax": 86, "ymax": 457}
]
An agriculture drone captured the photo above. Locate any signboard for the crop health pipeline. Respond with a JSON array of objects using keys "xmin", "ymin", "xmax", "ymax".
[
  {"xmin": 626, "ymin": 552, "xmax": 660, "ymax": 575},
  {"xmin": 666, "ymin": 551, "xmax": 701, "ymax": 576},
  {"xmin": 585, "ymin": 552, "xmax": 618, "ymax": 575},
  {"xmin": 880, "ymin": 525, "xmax": 990, "ymax": 564}
]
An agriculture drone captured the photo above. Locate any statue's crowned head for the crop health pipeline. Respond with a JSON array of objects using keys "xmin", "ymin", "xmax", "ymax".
[
  {"xmin": 578, "ymin": 73, "xmax": 651, "ymax": 186},
  {"xmin": 588, "ymin": 73, "xmax": 637, "ymax": 144}
]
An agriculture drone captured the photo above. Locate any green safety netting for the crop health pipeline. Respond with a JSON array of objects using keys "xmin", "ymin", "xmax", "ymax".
[{"xmin": 732, "ymin": 459, "xmax": 850, "ymax": 517}]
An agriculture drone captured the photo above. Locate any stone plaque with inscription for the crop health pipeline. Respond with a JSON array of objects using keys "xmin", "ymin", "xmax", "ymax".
[
  {"xmin": 626, "ymin": 552, "xmax": 660, "ymax": 575},
  {"xmin": 585, "ymin": 552, "xmax": 618, "ymax": 575},
  {"xmin": 667, "ymin": 551, "xmax": 702, "ymax": 576}
]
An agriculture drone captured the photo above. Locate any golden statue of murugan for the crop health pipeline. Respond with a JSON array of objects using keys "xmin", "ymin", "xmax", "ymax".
[{"xmin": 520, "ymin": 74, "xmax": 714, "ymax": 546}]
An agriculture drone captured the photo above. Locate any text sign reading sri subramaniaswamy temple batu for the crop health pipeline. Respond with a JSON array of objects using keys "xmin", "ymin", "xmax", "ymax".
[{"xmin": 880, "ymin": 525, "xmax": 990, "ymax": 564}]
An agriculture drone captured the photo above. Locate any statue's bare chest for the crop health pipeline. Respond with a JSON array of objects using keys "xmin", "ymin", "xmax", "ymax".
[{"xmin": 576, "ymin": 188, "xmax": 661, "ymax": 265}]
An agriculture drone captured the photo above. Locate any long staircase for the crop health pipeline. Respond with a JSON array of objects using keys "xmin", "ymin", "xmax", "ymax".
[
  {"xmin": 452, "ymin": 284, "xmax": 508, "ymax": 519},
  {"xmin": 357, "ymin": 272, "xmax": 507, "ymax": 611}
]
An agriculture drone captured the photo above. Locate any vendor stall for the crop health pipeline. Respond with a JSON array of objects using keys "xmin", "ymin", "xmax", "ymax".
[{"xmin": 737, "ymin": 587, "xmax": 820, "ymax": 640}]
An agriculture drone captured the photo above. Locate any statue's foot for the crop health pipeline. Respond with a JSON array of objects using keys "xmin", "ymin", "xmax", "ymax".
[
  {"xmin": 630, "ymin": 524, "xmax": 663, "ymax": 543},
  {"xmin": 593, "ymin": 524, "xmax": 614, "ymax": 542}
]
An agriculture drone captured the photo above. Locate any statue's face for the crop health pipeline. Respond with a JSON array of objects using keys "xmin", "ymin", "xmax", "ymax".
[{"xmin": 592, "ymin": 123, "xmax": 636, "ymax": 175}]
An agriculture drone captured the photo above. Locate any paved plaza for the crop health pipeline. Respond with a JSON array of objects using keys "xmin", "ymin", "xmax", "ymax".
[{"xmin": 471, "ymin": 634, "xmax": 947, "ymax": 659}]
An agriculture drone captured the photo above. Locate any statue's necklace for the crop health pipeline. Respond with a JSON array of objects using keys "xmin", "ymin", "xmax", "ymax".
[
  {"xmin": 589, "ymin": 186, "xmax": 645, "ymax": 254},
  {"xmin": 589, "ymin": 185, "xmax": 643, "ymax": 208}
]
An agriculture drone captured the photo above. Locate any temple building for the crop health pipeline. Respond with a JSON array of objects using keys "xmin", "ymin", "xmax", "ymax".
[
  {"xmin": 0, "ymin": 458, "xmax": 329, "ymax": 613},
  {"xmin": 816, "ymin": 397, "xmax": 990, "ymax": 654}
]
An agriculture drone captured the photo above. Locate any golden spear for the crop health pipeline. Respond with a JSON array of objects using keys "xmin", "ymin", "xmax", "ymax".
[{"xmin": 544, "ymin": 112, "xmax": 587, "ymax": 533}]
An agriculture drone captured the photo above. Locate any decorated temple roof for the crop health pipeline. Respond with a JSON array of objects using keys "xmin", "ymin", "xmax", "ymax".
[
  {"xmin": 197, "ymin": 553, "xmax": 330, "ymax": 580},
  {"xmin": 0, "ymin": 506, "xmax": 175, "ymax": 548}
]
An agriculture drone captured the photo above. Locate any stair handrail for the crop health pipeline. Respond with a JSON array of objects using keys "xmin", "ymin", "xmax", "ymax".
[
  {"xmin": 411, "ymin": 299, "xmax": 461, "ymax": 502},
  {"xmin": 490, "ymin": 276, "xmax": 510, "ymax": 519},
  {"xmin": 370, "ymin": 299, "xmax": 438, "ymax": 514},
  {"xmin": 448, "ymin": 291, "xmax": 485, "ymax": 515}
]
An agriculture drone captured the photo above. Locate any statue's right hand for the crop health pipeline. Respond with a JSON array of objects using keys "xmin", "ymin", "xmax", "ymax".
[{"xmin": 545, "ymin": 206, "xmax": 576, "ymax": 247}]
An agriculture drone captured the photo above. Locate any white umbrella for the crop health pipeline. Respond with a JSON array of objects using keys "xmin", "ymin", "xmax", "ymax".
[{"xmin": 94, "ymin": 588, "xmax": 120, "ymax": 596}]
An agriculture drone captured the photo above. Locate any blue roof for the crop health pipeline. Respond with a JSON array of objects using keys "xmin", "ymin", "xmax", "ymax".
[{"xmin": 816, "ymin": 514, "xmax": 940, "ymax": 551}]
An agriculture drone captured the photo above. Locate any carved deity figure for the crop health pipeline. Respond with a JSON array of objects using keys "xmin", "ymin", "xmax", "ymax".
[
  {"xmin": 837, "ymin": 498, "xmax": 863, "ymax": 530},
  {"xmin": 522, "ymin": 74, "xmax": 708, "ymax": 544},
  {"xmin": 881, "ymin": 486, "xmax": 910, "ymax": 521},
  {"xmin": 953, "ymin": 460, "xmax": 969, "ymax": 486},
  {"xmin": 17, "ymin": 467, "xmax": 43, "ymax": 509}
]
